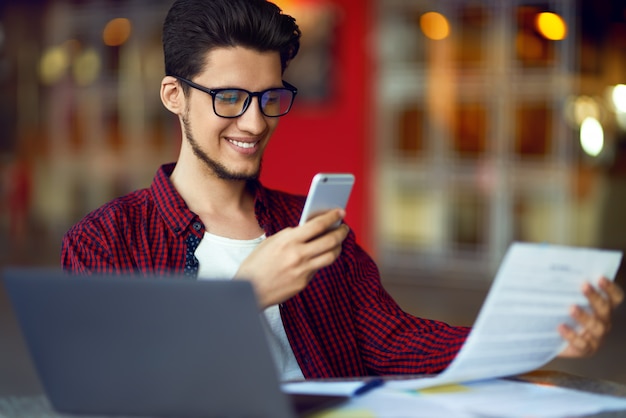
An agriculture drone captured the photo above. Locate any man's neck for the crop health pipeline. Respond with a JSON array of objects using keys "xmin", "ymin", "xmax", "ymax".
[{"xmin": 169, "ymin": 159, "xmax": 263, "ymax": 239}]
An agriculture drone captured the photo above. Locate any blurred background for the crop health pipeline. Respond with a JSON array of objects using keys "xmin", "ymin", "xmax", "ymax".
[{"xmin": 1, "ymin": 0, "xmax": 626, "ymax": 393}]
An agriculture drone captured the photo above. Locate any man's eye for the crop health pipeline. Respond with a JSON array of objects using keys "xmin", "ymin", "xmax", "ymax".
[
  {"xmin": 265, "ymin": 95, "xmax": 279, "ymax": 104},
  {"xmin": 216, "ymin": 91, "xmax": 243, "ymax": 104}
]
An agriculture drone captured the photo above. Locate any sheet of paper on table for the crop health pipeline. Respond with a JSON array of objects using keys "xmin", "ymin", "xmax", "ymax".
[{"xmin": 338, "ymin": 379, "xmax": 626, "ymax": 418}]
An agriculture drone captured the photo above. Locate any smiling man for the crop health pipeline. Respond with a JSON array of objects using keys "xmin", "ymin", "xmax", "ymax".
[{"xmin": 62, "ymin": 0, "xmax": 624, "ymax": 381}]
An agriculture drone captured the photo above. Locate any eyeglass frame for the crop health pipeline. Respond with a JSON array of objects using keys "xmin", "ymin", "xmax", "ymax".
[{"xmin": 170, "ymin": 74, "xmax": 298, "ymax": 118}]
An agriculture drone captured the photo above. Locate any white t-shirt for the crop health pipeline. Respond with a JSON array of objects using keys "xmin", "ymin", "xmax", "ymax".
[{"xmin": 195, "ymin": 231, "xmax": 304, "ymax": 381}]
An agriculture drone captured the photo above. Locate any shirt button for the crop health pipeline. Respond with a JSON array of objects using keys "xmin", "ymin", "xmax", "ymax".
[{"xmin": 193, "ymin": 222, "xmax": 202, "ymax": 231}]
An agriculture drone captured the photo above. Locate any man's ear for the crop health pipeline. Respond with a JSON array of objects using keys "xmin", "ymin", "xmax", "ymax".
[{"xmin": 160, "ymin": 76, "xmax": 185, "ymax": 114}]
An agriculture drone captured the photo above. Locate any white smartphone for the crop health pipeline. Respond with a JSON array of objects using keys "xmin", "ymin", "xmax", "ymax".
[{"xmin": 299, "ymin": 173, "xmax": 355, "ymax": 227}]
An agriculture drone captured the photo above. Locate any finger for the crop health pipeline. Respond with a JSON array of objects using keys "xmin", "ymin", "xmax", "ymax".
[
  {"xmin": 558, "ymin": 324, "xmax": 596, "ymax": 357},
  {"xmin": 598, "ymin": 277, "xmax": 624, "ymax": 308},
  {"xmin": 303, "ymin": 241, "xmax": 344, "ymax": 272},
  {"xmin": 298, "ymin": 209, "xmax": 346, "ymax": 241},
  {"xmin": 570, "ymin": 304, "xmax": 607, "ymax": 340},
  {"xmin": 296, "ymin": 225, "xmax": 347, "ymax": 270},
  {"xmin": 583, "ymin": 282, "xmax": 612, "ymax": 323},
  {"xmin": 301, "ymin": 224, "xmax": 349, "ymax": 260}
]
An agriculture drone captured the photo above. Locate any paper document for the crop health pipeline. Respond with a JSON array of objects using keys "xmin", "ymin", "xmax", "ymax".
[
  {"xmin": 295, "ymin": 379, "xmax": 626, "ymax": 418},
  {"xmin": 424, "ymin": 379, "xmax": 626, "ymax": 418},
  {"xmin": 388, "ymin": 242, "xmax": 623, "ymax": 391}
]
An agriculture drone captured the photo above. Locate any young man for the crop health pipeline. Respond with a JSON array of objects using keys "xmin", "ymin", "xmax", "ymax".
[{"xmin": 62, "ymin": 0, "xmax": 623, "ymax": 381}]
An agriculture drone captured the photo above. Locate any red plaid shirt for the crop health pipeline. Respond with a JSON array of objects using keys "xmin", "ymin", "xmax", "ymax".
[{"xmin": 62, "ymin": 163, "xmax": 470, "ymax": 378}]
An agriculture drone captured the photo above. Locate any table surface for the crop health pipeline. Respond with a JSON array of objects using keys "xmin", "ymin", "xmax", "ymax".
[
  {"xmin": 515, "ymin": 370, "xmax": 626, "ymax": 397},
  {"xmin": 1, "ymin": 370, "xmax": 626, "ymax": 418},
  {"xmin": 513, "ymin": 370, "xmax": 626, "ymax": 417}
]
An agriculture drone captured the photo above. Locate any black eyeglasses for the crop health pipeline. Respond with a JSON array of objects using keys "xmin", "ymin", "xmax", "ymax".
[{"xmin": 172, "ymin": 75, "xmax": 298, "ymax": 118}]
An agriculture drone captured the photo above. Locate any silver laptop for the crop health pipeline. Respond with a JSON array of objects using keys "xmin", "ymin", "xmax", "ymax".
[{"xmin": 2, "ymin": 268, "xmax": 347, "ymax": 418}]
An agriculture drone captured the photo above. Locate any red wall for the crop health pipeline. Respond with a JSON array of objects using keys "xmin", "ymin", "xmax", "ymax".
[{"xmin": 261, "ymin": 0, "xmax": 374, "ymax": 252}]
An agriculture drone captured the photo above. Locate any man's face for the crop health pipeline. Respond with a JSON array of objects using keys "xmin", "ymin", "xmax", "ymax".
[{"xmin": 181, "ymin": 47, "xmax": 284, "ymax": 181}]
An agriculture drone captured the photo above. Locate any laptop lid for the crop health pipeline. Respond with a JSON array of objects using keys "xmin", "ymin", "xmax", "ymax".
[{"xmin": 2, "ymin": 268, "xmax": 336, "ymax": 418}]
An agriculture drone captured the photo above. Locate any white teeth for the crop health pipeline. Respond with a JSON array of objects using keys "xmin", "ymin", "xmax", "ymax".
[{"xmin": 228, "ymin": 139, "xmax": 257, "ymax": 149}]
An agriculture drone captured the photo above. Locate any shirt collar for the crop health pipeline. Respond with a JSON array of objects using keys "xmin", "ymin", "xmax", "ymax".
[
  {"xmin": 150, "ymin": 163, "xmax": 196, "ymax": 236},
  {"xmin": 150, "ymin": 163, "xmax": 278, "ymax": 237}
]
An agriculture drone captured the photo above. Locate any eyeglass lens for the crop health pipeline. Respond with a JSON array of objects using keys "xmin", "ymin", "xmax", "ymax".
[{"xmin": 214, "ymin": 89, "xmax": 294, "ymax": 117}]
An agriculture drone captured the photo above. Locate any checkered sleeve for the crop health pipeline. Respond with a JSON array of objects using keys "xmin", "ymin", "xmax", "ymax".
[{"xmin": 346, "ymin": 237, "xmax": 470, "ymax": 375}]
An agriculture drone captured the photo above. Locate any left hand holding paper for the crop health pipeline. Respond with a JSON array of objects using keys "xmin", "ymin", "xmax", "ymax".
[{"xmin": 558, "ymin": 277, "xmax": 624, "ymax": 358}]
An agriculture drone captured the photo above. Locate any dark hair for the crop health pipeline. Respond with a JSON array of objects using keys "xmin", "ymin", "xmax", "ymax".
[{"xmin": 163, "ymin": 0, "xmax": 301, "ymax": 83}]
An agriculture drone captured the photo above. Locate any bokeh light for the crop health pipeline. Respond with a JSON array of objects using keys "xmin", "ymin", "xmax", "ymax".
[
  {"xmin": 103, "ymin": 17, "xmax": 132, "ymax": 47},
  {"xmin": 39, "ymin": 45, "xmax": 70, "ymax": 85},
  {"xmin": 420, "ymin": 12, "xmax": 450, "ymax": 40},
  {"xmin": 611, "ymin": 84, "xmax": 626, "ymax": 113},
  {"xmin": 535, "ymin": 12, "xmax": 567, "ymax": 40},
  {"xmin": 580, "ymin": 117, "xmax": 604, "ymax": 157}
]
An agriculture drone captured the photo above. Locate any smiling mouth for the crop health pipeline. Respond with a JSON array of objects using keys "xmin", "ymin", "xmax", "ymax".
[{"xmin": 227, "ymin": 139, "xmax": 258, "ymax": 149}]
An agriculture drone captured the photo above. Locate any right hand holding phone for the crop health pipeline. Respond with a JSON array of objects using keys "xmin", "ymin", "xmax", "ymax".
[{"xmin": 234, "ymin": 209, "xmax": 349, "ymax": 309}]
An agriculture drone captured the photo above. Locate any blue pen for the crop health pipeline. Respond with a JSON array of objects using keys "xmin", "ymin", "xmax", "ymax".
[{"xmin": 353, "ymin": 378, "xmax": 384, "ymax": 396}]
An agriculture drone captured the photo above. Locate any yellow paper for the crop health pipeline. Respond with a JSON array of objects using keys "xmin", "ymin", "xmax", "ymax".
[
  {"xmin": 310, "ymin": 408, "xmax": 376, "ymax": 418},
  {"xmin": 418, "ymin": 384, "xmax": 470, "ymax": 395}
]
